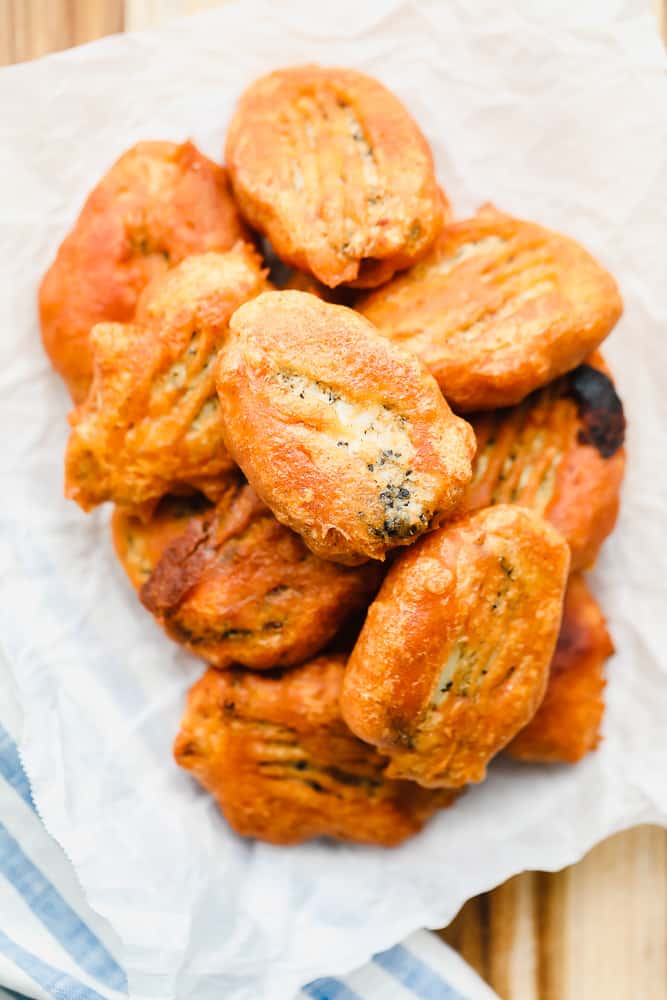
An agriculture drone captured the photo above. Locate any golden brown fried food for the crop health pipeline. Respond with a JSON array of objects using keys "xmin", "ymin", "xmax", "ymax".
[
  {"xmin": 65, "ymin": 246, "xmax": 269, "ymax": 513},
  {"xmin": 357, "ymin": 205, "xmax": 623, "ymax": 411},
  {"xmin": 114, "ymin": 481, "xmax": 381, "ymax": 670},
  {"xmin": 464, "ymin": 354, "xmax": 626, "ymax": 570},
  {"xmin": 216, "ymin": 290, "xmax": 476, "ymax": 565},
  {"xmin": 280, "ymin": 188, "xmax": 451, "ymax": 301},
  {"xmin": 112, "ymin": 494, "xmax": 212, "ymax": 590},
  {"xmin": 224, "ymin": 65, "xmax": 443, "ymax": 288},
  {"xmin": 142, "ymin": 481, "xmax": 382, "ymax": 669},
  {"xmin": 40, "ymin": 141, "xmax": 248, "ymax": 403},
  {"xmin": 174, "ymin": 656, "xmax": 456, "ymax": 845},
  {"xmin": 506, "ymin": 574, "xmax": 612, "ymax": 764},
  {"xmin": 341, "ymin": 505, "xmax": 570, "ymax": 788}
]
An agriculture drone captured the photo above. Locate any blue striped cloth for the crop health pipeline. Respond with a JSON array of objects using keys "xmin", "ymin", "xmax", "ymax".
[{"xmin": 0, "ymin": 670, "xmax": 498, "ymax": 1000}]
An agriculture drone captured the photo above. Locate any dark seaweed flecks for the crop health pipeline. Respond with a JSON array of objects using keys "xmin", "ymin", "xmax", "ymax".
[
  {"xmin": 171, "ymin": 623, "xmax": 254, "ymax": 646},
  {"xmin": 365, "ymin": 447, "xmax": 425, "ymax": 540},
  {"xmin": 372, "ymin": 481, "xmax": 426, "ymax": 540},
  {"xmin": 261, "ymin": 620, "xmax": 284, "ymax": 632},
  {"xmin": 566, "ymin": 364, "xmax": 626, "ymax": 458},
  {"xmin": 499, "ymin": 556, "xmax": 514, "ymax": 579},
  {"xmin": 271, "ymin": 758, "xmax": 382, "ymax": 792}
]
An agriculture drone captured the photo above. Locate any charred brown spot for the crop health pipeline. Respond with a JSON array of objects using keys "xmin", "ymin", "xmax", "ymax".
[
  {"xmin": 140, "ymin": 516, "xmax": 213, "ymax": 615},
  {"xmin": 566, "ymin": 364, "xmax": 625, "ymax": 458}
]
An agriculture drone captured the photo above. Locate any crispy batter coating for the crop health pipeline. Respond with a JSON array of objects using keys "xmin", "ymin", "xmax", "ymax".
[
  {"xmin": 174, "ymin": 656, "xmax": 456, "ymax": 845},
  {"xmin": 224, "ymin": 65, "xmax": 443, "ymax": 288},
  {"xmin": 357, "ymin": 205, "xmax": 623, "ymax": 411},
  {"xmin": 65, "ymin": 246, "xmax": 269, "ymax": 512},
  {"xmin": 280, "ymin": 191, "xmax": 451, "ymax": 300},
  {"xmin": 341, "ymin": 505, "xmax": 570, "ymax": 788},
  {"xmin": 114, "ymin": 481, "xmax": 381, "ymax": 670},
  {"xmin": 464, "ymin": 354, "xmax": 626, "ymax": 570},
  {"xmin": 39, "ymin": 141, "xmax": 248, "ymax": 403},
  {"xmin": 216, "ymin": 291, "xmax": 476, "ymax": 565},
  {"xmin": 112, "ymin": 494, "xmax": 212, "ymax": 590},
  {"xmin": 507, "ymin": 574, "xmax": 612, "ymax": 763}
]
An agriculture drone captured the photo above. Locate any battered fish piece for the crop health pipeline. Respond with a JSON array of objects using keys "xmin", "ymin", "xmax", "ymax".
[
  {"xmin": 174, "ymin": 656, "xmax": 456, "ymax": 845},
  {"xmin": 112, "ymin": 494, "xmax": 213, "ymax": 590},
  {"xmin": 465, "ymin": 354, "xmax": 626, "ymax": 570},
  {"xmin": 216, "ymin": 291, "xmax": 476, "ymax": 565},
  {"xmin": 357, "ymin": 205, "xmax": 623, "ymax": 411},
  {"xmin": 225, "ymin": 65, "xmax": 443, "ymax": 288},
  {"xmin": 341, "ymin": 505, "xmax": 570, "ymax": 788},
  {"xmin": 280, "ymin": 188, "xmax": 452, "ymax": 301},
  {"xmin": 115, "ymin": 481, "xmax": 381, "ymax": 670},
  {"xmin": 40, "ymin": 141, "xmax": 248, "ymax": 403},
  {"xmin": 65, "ymin": 246, "xmax": 269, "ymax": 512},
  {"xmin": 507, "ymin": 574, "xmax": 612, "ymax": 764}
]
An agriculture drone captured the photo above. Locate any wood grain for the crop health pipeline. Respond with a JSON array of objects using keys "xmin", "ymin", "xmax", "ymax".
[
  {"xmin": 2, "ymin": 2, "xmax": 666, "ymax": 998},
  {"xmin": 442, "ymin": 826, "xmax": 667, "ymax": 1000},
  {"xmin": 0, "ymin": 1, "xmax": 123, "ymax": 64},
  {"xmin": 655, "ymin": 0, "xmax": 667, "ymax": 43}
]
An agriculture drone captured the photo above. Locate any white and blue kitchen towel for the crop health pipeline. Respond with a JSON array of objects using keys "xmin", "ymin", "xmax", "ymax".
[{"xmin": 0, "ymin": 665, "xmax": 498, "ymax": 1000}]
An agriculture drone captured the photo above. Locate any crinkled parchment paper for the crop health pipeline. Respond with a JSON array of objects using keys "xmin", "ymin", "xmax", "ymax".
[{"xmin": 0, "ymin": 1, "xmax": 665, "ymax": 997}]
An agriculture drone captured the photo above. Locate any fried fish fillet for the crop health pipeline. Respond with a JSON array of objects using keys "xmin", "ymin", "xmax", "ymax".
[
  {"xmin": 341, "ymin": 505, "xmax": 570, "ymax": 788},
  {"xmin": 40, "ymin": 141, "xmax": 248, "ymax": 403},
  {"xmin": 65, "ymin": 246, "xmax": 269, "ymax": 513},
  {"xmin": 224, "ymin": 65, "xmax": 444, "ymax": 288},
  {"xmin": 174, "ymin": 656, "xmax": 456, "ymax": 845},
  {"xmin": 357, "ymin": 205, "xmax": 623, "ymax": 411},
  {"xmin": 506, "ymin": 574, "xmax": 612, "ymax": 763},
  {"xmin": 464, "ymin": 354, "xmax": 626, "ymax": 570},
  {"xmin": 114, "ymin": 482, "xmax": 381, "ymax": 670},
  {"xmin": 215, "ymin": 290, "xmax": 475, "ymax": 565}
]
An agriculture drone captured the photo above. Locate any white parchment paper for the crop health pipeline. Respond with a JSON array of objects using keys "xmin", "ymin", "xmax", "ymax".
[{"xmin": 0, "ymin": 2, "xmax": 666, "ymax": 997}]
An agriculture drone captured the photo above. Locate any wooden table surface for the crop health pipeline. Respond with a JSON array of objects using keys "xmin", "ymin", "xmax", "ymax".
[{"xmin": 2, "ymin": 2, "xmax": 665, "ymax": 998}]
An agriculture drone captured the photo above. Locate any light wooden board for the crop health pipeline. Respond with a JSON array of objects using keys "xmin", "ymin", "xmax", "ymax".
[
  {"xmin": 441, "ymin": 826, "xmax": 667, "ymax": 999},
  {"xmin": 2, "ymin": 2, "xmax": 665, "ymax": 997}
]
